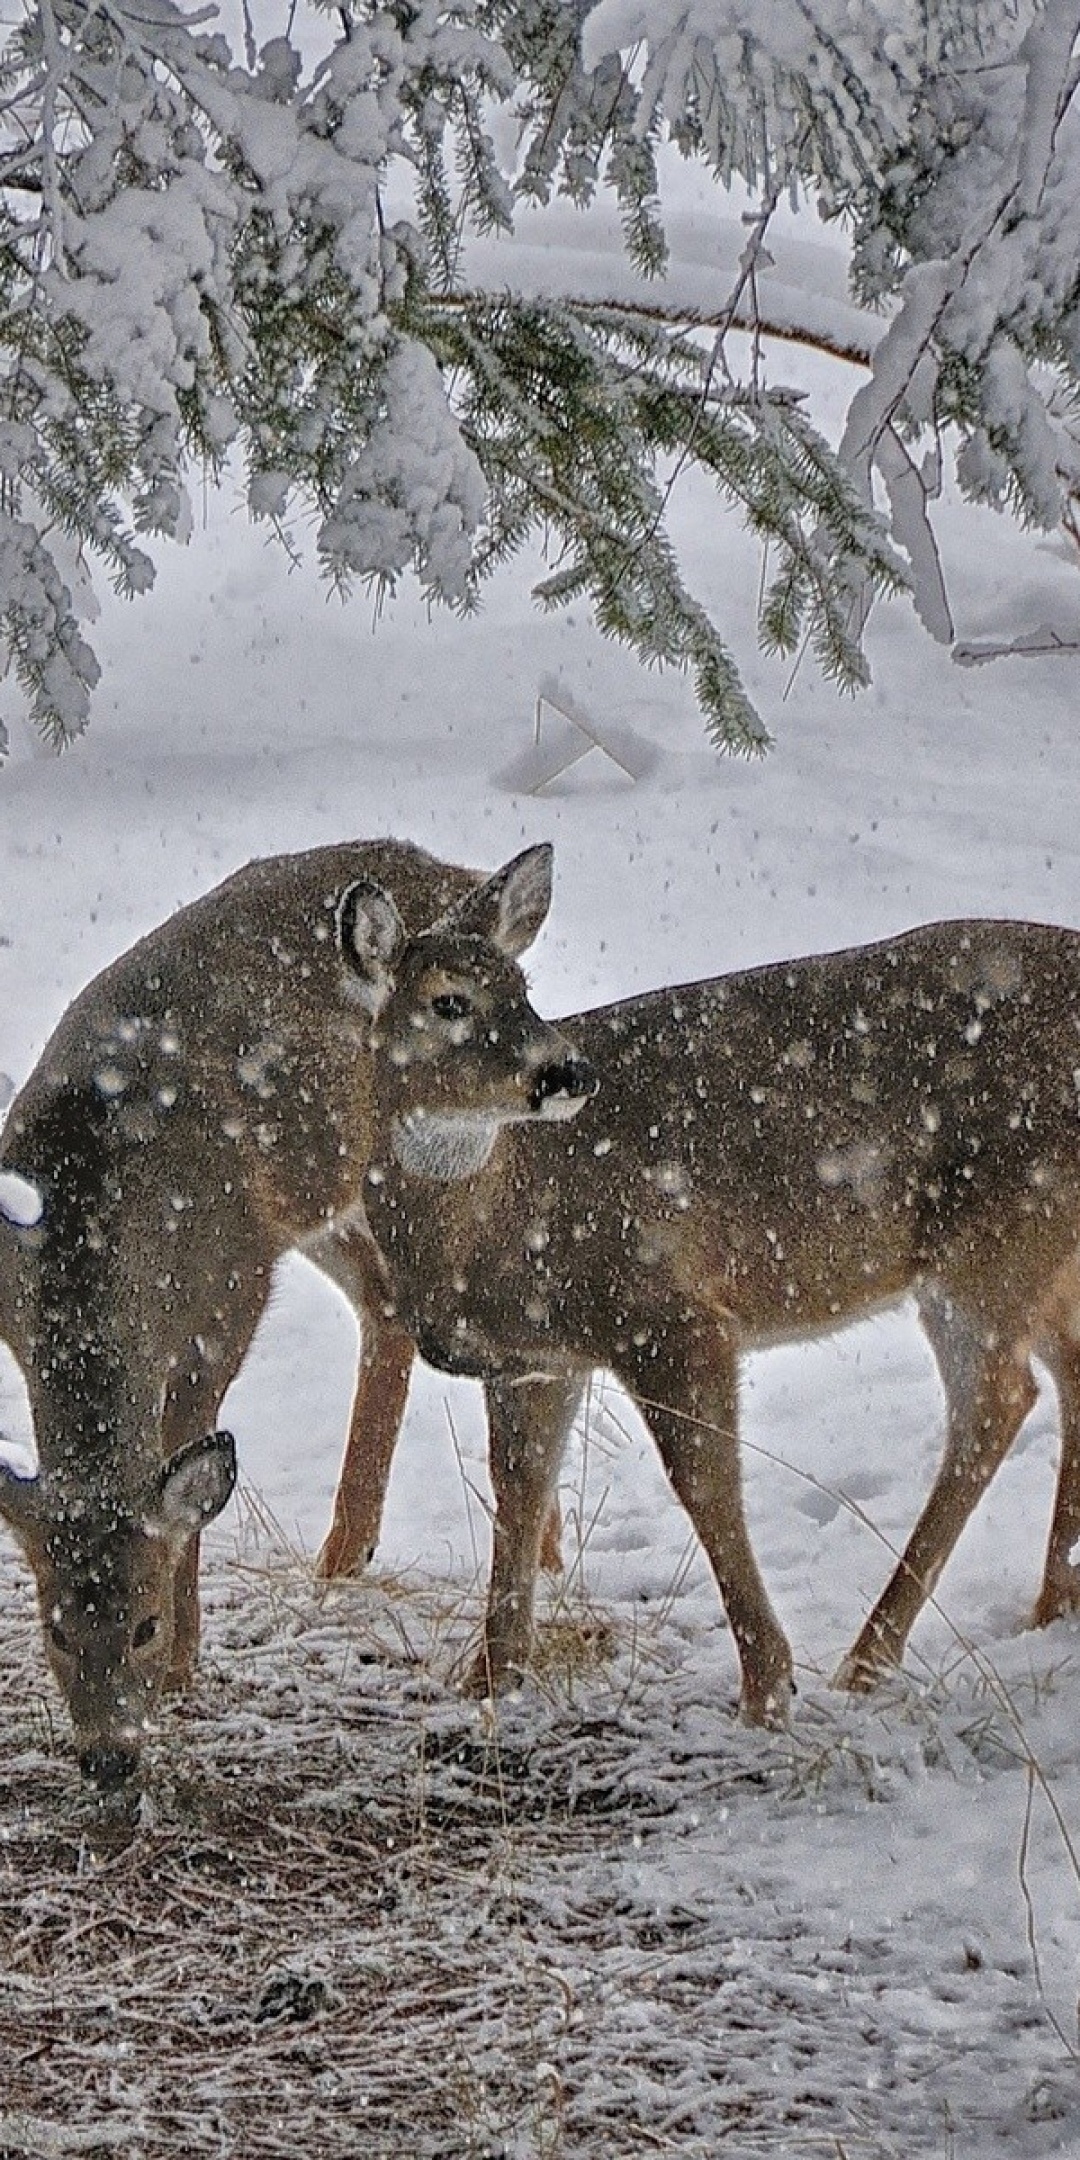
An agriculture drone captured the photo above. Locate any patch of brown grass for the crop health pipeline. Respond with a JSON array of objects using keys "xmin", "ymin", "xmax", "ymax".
[
  {"xmin": 1, "ymin": 1535, "xmax": 1072, "ymax": 2160},
  {"xmin": 0, "ymin": 1545, "xmax": 661, "ymax": 2160}
]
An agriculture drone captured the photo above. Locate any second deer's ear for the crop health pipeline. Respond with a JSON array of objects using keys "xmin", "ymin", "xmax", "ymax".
[
  {"xmin": 146, "ymin": 1430, "xmax": 237, "ymax": 1549},
  {"xmin": 440, "ymin": 844, "xmax": 554, "ymax": 959},
  {"xmin": 336, "ymin": 878, "xmax": 406, "ymax": 1015},
  {"xmin": 0, "ymin": 1456, "xmax": 42, "ymax": 1536}
]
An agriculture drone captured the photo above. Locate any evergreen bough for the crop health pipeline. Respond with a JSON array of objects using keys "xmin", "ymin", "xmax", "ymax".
[{"xmin": 1, "ymin": 1, "xmax": 1077, "ymax": 754}]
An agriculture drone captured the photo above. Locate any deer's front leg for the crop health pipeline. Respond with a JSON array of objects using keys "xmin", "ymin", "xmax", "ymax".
[
  {"xmin": 468, "ymin": 1372, "xmax": 582, "ymax": 1696},
  {"xmin": 620, "ymin": 1319, "xmax": 793, "ymax": 1728}
]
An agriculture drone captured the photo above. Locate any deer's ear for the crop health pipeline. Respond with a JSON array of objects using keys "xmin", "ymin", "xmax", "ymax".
[
  {"xmin": 0, "ymin": 1179, "xmax": 35, "ymax": 1542},
  {"xmin": 336, "ymin": 878, "xmax": 406, "ymax": 1015},
  {"xmin": 0, "ymin": 1175, "xmax": 39, "ymax": 1355},
  {"xmin": 146, "ymin": 1431, "xmax": 237, "ymax": 1549},
  {"xmin": 441, "ymin": 845, "xmax": 554, "ymax": 959},
  {"xmin": 0, "ymin": 1457, "xmax": 42, "ymax": 1535},
  {"xmin": 0, "ymin": 1212, "xmax": 13, "ymax": 1352}
]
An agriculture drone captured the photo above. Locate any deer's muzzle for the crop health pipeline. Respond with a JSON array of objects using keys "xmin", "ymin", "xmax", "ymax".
[{"xmin": 529, "ymin": 1056, "xmax": 598, "ymax": 1117}]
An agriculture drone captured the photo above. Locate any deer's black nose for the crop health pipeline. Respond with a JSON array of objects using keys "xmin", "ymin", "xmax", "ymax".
[
  {"xmin": 79, "ymin": 1744, "xmax": 140, "ymax": 1792},
  {"xmin": 530, "ymin": 1056, "xmax": 598, "ymax": 1115}
]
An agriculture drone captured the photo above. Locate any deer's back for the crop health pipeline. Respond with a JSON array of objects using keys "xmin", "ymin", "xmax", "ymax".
[
  {"xmin": 0, "ymin": 840, "xmax": 479, "ymax": 1369},
  {"xmin": 370, "ymin": 918, "xmax": 1080, "ymax": 1368}
]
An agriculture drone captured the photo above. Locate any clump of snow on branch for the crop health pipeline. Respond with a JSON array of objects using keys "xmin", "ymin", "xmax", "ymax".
[
  {"xmin": 318, "ymin": 339, "xmax": 485, "ymax": 600},
  {"xmin": 583, "ymin": 0, "xmax": 1080, "ymax": 649}
]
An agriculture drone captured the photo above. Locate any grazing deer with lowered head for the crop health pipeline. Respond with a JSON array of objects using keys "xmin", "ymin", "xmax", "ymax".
[
  {"xmin": 328, "ymin": 905, "xmax": 1080, "ymax": 1724},
  {"xmin": 0, "ymin": 839, "xmax": 565, "ymax": 1797}
]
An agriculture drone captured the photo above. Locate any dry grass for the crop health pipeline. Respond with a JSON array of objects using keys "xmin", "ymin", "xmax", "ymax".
[
  {"xmin": 0, "ymin": 1534, "xmax": 1076, "ymax": 2159},
  {"xmin": 0, "ymin": 1541, "xmax": 674, "ymax": 2160}
]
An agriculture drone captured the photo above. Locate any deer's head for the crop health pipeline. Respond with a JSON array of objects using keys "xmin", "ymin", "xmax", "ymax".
[{"xmin": 337, "ymin": 844, "xmax": 596, "ymax": 1179}]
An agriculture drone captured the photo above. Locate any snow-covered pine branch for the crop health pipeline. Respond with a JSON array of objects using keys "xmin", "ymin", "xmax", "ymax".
[
  {"xmin": 4, "ymin": 2, "xmax": 1080, "ymax": 757},
  {"xmin": 0, "ymin": 0, "xmax": 507, "ymax": 748},
  {"xmin": 582, "ymin": 0, "xmax": 1080, "ymax": 661}
]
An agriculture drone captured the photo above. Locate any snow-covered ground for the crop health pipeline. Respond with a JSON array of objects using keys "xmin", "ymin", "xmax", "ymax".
[{"xmin": 5, "ymin": 207, "xmax": 1080, "ymax": 2153}]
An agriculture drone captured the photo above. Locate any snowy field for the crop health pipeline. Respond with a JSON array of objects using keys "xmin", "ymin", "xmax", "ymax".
[{"xmin": 6, "ymin": 209, "xmax": 1080, "ymax": 2152}]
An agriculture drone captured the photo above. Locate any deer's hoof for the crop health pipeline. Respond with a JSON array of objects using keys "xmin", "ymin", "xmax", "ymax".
[
  {"xmin": 163, "ymin": 1654, "xmax": 198, "ymax": 1697},
  {"xmin": 461, "ymin": 1649, "xmax": 527, "ymax": 1701},
  {"xmin": 314, "ymin": 1538, "xmax": 375, "ymax": 1582},
  {"xmin": 738, "ymin": 1672, "xmax": 795, "ymax": 1730},
  {"xmin": 1030, "ymin": 1567, "xmax": 1080, "ymax": 1630},
  {"xmin": 832, "ymin": 1646, "xmax": 893, "ymax": 1695}
]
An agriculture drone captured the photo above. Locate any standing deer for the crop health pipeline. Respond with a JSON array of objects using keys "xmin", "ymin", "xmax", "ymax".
[
  {"xmin": 326, "ymin": 902, "xmax": 1080, "ymax": 1723},
  {"xmin": 0, "ymin": 838, "xmax": 565, "ymax": 1796}
]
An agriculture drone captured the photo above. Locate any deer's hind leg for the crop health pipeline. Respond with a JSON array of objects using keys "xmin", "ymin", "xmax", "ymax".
[
  {"xmin": 836, "ymin": 1287, "xmax": 1037, "ymax": 1693},
  {"xmin": 1031, "ymin": 1322, "xmax": 1080, "ymax": 1628}
]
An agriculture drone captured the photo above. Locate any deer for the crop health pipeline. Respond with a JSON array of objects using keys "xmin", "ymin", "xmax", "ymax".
[
  {"xmin": 323, "ymin": 898, "xmax": 1080, "ymax": 1725},
  {"xmin": 0, "ymin": 837, "xmax": 573, "ymax": 1799}
]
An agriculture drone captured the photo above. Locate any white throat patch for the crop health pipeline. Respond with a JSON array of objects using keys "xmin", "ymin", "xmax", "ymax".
[{"xmin": 391, "ymin": 1110, "xmax": 503, "ymax": 1182}]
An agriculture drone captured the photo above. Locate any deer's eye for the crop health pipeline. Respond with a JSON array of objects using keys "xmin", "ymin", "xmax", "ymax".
[
  {"xmin": 49, "ymin": 1619, "xmax": 73, "ymax": 1657},
  {"xmin": 132, "ymin": 1617, "xmax": 159, "ymax": 1650},
  {"xmin": 431, "ymin": 993, "xmax": 473, "ymax": 1024}
]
